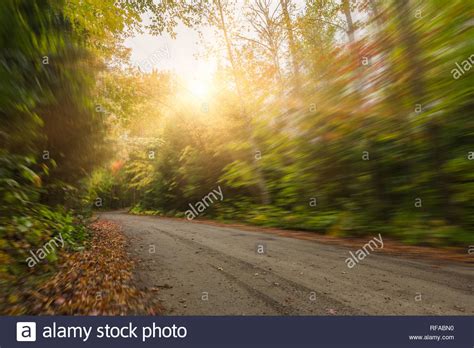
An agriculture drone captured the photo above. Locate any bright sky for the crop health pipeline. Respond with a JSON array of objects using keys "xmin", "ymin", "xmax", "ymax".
[
  {"xmin": 124, "ymin": 16, "xmax": 216, "ymax": 79},
  {"xmin": 124, "ymin": 1, "xmax": 307, "ymax": 80},
  {"xmin": 124, "ymin": 13, "xmax": 220, "ymax": 101}
]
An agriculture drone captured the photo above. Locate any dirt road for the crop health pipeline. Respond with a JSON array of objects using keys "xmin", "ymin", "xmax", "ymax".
[{"xmin": 99, "ymin": 211, "xmax": 473, "ymax": 315}]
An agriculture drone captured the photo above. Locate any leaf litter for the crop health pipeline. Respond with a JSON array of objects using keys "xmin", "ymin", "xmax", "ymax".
[{"xmin": 6, "ymin": 220, "xmax": 162, "ymax": 315}]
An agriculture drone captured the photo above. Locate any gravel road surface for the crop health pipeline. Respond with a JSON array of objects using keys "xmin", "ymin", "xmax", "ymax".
[{"xmin": 99, "ymin": 211, "xmax": 473, "ymax": 315}]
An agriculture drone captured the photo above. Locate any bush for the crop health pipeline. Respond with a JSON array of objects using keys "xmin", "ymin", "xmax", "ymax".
[{"xmin": 0, "ymin": 152, "xmax": 89, "ymax": 309}]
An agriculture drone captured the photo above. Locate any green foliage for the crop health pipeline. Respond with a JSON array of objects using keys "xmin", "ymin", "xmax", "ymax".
[
  {"xmin": 5, "ymin": 0, "xmax": 469, "ymax": 251},
  {"xmin": 0, "ymin": 152, "xmax": 88, "ymax": 289},
  {"xmin": 0, "ymin": 0, "xmax": 151, "ymax": 310},
  {"xmin": 95, "ymin": 0, "xmax": 474, "ymax": 248}
]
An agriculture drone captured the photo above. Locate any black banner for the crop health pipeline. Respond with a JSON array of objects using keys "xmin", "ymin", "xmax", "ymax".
[{"xmin": 5, "ymin": 316, "xmax": 473, "ymax": 347}]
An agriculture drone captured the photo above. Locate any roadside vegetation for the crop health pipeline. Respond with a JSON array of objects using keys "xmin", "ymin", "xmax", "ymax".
[
  {"xmin": 0, "ymin": 0, "xmax": 184, "ymax": 313},
  {"xmin": 1, "ymin": 0, "xmax": 473, "ymax": 313},
  {"xmin": 89, "ymin": 1, "xmax": 473, "ymax": 247}
]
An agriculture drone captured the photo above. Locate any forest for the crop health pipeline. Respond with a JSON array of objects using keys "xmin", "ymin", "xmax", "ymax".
[{"xmin": 1, "ymin": 0, "xmax": 473, "ymax": 313}]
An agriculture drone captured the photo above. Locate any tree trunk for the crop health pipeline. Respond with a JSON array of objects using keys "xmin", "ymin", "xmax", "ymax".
[
  {"xmin": 279, "ymin": 0, "xmax": 301, "ymax": 97},
  {"xmin": 342, "ymin": 0, "xmax": 355, "ymax": 43},
  {"xmin": 215, "ymin": 0, "xmax": 271, "ymax": 205}
]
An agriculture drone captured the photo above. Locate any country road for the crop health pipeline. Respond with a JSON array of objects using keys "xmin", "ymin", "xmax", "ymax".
[{"xmin": 99, "ymin": 212, "xmax": 473, "ymax": 315}]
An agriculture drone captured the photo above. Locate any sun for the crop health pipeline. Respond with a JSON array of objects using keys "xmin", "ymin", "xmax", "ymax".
[
  {"xmin": 183, "ymin": 60, "xmax": 215, "ymax": 100},
  {"xmin": 187, "ymin": 78, "xmax": 211, "ymax": 99}
]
